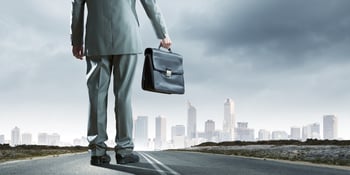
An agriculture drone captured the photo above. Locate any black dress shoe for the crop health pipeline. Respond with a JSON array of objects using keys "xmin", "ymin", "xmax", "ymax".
[
  {"xmin": 116, "ymin": 153, "xmax": 140, "ymax": 164},
  {"xmin": 90, "ymin": 154, "xmax": 111, "ymax": 166}
]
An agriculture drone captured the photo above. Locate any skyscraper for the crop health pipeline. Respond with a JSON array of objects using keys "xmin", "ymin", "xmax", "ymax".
[
  {"xmin": 290, "ymin": 127, "xmax": 301, "ymax": 140},
  {"xmin": 155, "ymin": 116, "xmax": 166, "ymax": 150},
  {"xmin": 223, "ymin": 98, "xmax": 235, "ymax": 141},
  {"xmin": 187, "ymin": 102, "xmax": 197, "ymax": 139},
  {"xmin": 134, "ymin": 116, "xmax": 149, "ymax": 149},
  {"xmin": 205, "ymin": 120, "xmax": 215, "ymax": 141},
  {"xmin": 11, "ymin": 126, "xmax": 20, "ymax": 146},
  {"xmin": 323, "ymin": 115, "xmax": 338, "ymax": 140},
  {"xmin": 22, "ymin": 133, "xmax": 32, "ymax": 145}
]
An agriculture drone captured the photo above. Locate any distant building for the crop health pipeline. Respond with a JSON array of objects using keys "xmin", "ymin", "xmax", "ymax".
[
  {"xmin": 155, "ymin": 116, "xmax": 166, "ymax": 150},
  {"xmin": 310, "ymin": 123, "xmax": 320, "ymax": 139},
  {"xmin": 22, "ymin": 133, "xmax": 32, "ymax": 145},
  {"xmin": 223, "ymin": 98, "xmax": 235, "ymax": 141},
  {"xmin": 187, "ymin": 102, "xmax": 197, "ymax": 139},
  {"xmin": 73, "ymin": 136, "xmax": 88, "ymax": 146},
  {"xmin": 258, "ymin": 129, "xmax": 270, "ymax": 141},
  {"xmin": 38, "ymin": 133, "xmax": 60, "ymax": 146},
  {"xmin": 271, "ymin": 131, "xmax": 288, "ymax": 140},
  {"xmin": 290, "ymin": 127, "xmax": 301, "ymax": 140},
  {"xmin": 205, "ymin": 120, "xmax": 215, "ymax": 141},
  {"xmin": 38, "ymin": 133, "xmax": 49, "ymax": 145},
  {"xmin": 302, "ymin": 125, "xmax": 310, "ymax": 140},
  {"xmin": 302, "ymin": 123, "xmax": 320, "ymax": 140},
  {"xmin": 134, "ymin": 116, "xmax": 149, "ymax": 149},
  {"xmin": 171, "ymin": 125, "xmax": 185, "ymax": 141},
  {"xmin": 171, "ymin": 125, "xmax": 185, "ymax": 149},
  {"xmin": 0, "ymin": 135, "xmax": 5, "ymax": 144},
  {"xmin": 235, "ymin": 122, "xmax": 254, "ymax": 141},
  {"xmin": 323, "ymin": 115, "xmax": 338, "ymax": 140},
  {"xmin": 11, "ymin": 126, "xmax": 20, "ymax": 146},
  {"xmin": 48, "ymin": 133, "xmax": 60, "ymax": 146}
]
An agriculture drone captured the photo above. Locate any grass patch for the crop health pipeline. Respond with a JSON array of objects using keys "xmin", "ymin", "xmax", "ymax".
[
  {"xmin": 170, "ymin": 139, "xmax": 350, "ymax": 166},
  {"xmin": 0, "ymin": 144, "xmax": 88, "ymax": 163}
]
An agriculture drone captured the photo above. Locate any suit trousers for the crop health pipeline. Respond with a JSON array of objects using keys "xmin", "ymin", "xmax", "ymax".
[{"xmin": 86, "ymin": 54, "xmax": 137, "ymax": 156}]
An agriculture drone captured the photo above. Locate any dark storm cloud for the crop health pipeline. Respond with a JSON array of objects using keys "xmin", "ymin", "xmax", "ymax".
[{"xmin": 181, "ymin": 0, "xmax": 350, "ymax": 67}]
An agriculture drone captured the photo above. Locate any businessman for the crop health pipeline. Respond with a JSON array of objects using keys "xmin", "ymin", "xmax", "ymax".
[{"xmin": 70, "ymin": 0, "xmax": 172, "ymax": 165}]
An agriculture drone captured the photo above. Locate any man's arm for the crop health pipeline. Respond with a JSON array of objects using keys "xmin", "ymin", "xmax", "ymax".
[
  {"xmin": 71, "ymin": 0, "xmax": 86, "ymax": 59},
  {"xmin": 140, "ymin": 0, "xmax": 172, "ymax": 48}
]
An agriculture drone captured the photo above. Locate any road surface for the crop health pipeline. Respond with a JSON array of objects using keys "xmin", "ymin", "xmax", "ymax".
[{"xmin": 0, "ymin": 151, "xmax": 349, "ymax": 175}]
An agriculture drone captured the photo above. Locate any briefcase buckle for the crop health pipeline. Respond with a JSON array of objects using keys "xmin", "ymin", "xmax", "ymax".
[{"xmin": 165, "ymin": 69, "xmax": 172, "ymax": 77}]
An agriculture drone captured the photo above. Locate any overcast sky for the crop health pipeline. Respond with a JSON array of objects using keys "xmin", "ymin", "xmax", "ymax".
[{"xmin": 1, "ymin": 0, "xmax": 349, "ymax": 143}]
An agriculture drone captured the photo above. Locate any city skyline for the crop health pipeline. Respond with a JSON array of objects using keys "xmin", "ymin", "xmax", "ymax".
[{"xmin": 0, "ymin": 100, "xmax": 344, "ymax": 148}]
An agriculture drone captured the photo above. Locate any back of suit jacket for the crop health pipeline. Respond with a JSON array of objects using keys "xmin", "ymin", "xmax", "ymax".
[{"xmin": 71, "ymin": 0, "xmax": 168, "ymax": 56}]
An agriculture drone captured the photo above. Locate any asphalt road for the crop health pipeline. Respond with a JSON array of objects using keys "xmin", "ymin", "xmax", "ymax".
[{"xmin": 0, "ymin": 151, "xmax": 349, "ymax": 175}]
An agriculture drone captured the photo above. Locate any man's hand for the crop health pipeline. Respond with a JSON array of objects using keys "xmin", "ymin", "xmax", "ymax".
[
  {"xmin": 72, "ymin": 45, "xmax": 84, "ymax": 60},
  {"xmin": 160, "ymin": 36, "xmax": 172, "ymax": 49}
]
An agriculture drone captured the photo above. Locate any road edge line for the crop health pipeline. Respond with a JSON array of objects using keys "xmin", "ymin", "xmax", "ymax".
[{"xmin": 139, "ymin": 152, "xmax": 167, "ymax": 175}]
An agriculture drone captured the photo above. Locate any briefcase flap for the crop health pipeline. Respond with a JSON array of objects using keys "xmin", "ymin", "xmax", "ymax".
[{"xmin": 145, "ymin": 48, "xmax": 184, "ymax": 75}]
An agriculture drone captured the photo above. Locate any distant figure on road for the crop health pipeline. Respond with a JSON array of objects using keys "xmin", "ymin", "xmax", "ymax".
[{"xmin": 70, "ymin": 0, "xmax": 171, "ymax": 165}]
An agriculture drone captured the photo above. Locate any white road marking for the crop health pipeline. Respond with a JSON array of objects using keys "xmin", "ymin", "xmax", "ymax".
[
  {"xmin": 139, "ymin": 152, "xmax": 168, "ymax": 175},
  {"xmin": 142, "ymin": 152, "xmax": 180, "ymax": 175}
]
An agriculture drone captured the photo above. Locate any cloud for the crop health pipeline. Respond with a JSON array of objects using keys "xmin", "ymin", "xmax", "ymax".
[{"xmin": 179, "ymin": 0, "xmax": 350, "ymax": 67}]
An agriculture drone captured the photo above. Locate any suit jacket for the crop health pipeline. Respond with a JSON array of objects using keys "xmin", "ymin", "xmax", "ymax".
[{"xmin": 71, "ymin": 0, "xmax": 169, "ymax": 56}]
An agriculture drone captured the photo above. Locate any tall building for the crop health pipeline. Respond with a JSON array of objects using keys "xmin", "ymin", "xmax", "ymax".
[
  {"xmin": 134, "ymin": 116, "xmax": 149, "ymax": 149},
  {"xmin": 187, "ymin": 102, "xmax": 197, "ymax": 139},
  {"xmin": 0, "ymin": 135, "xmax": 5, "ymax": 144},
  {"xmin": 290, "ymin": 127, "xmax": 301, "ymax": 140},
  {"xmin": 155, "ymin": 116, "xmax": 166, "ymax": 150},
  {"xmin": 11, "ymin": 126, "xmax": 20, "ymax": 146},
  {"xmin": 258, "ymin": 129, "xmax": 270, "ymax": 141},
  {"xmin": 204, "ymin": 120, "xmax": 215, "ymax": 141},
  {"xmin": 271, "ymin": 131, "xmax": 288, "ymax": 140},
  {"xmin": 223, "ymin": 98, "xmax": 235, "ymax": 141},
  {"xmin": 235, "ymin": 122, "xmax": 254, "ymax": 141},
  {"xmin": 22, "ymin": 133, "xmax": 32, "ymax": 145},
  {"xmin": 323, "ymin": 115, "xmax": 338, "ymax": 140},
  {"xmin": 171, "ymin": 125, "xmax": 186, "ymax": 149}
]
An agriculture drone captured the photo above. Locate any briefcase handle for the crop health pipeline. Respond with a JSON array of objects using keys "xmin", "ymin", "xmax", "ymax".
[{"xmin": 158, "ymin": 43, "xmax": 172, "ymax": 53}]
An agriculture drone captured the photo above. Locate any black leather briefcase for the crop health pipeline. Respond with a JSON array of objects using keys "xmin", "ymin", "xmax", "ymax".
[{"xmin": 142, "ymin": 47, "xmax": 185, "ymax": 94}]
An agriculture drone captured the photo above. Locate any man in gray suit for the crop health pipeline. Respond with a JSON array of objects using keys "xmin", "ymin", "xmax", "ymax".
[{"xmin": 71, "ymin": 0, "xmax": 172, "ymax": 165}]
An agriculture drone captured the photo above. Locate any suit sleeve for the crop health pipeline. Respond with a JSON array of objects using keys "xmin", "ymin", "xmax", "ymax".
[
  {"xmin": 70, "ymin": 0, "xmax": 86, "ymax": 46},
  {"xmin": 140, "ymin": 0, "xmax": 169, "ymax": 39}
]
